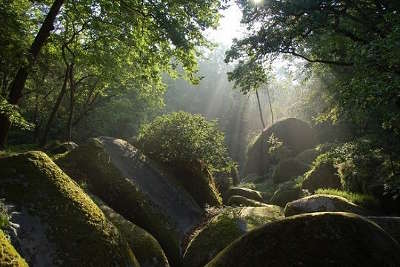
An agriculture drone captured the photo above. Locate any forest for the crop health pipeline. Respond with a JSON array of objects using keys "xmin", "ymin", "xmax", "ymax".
[{"xmin": 0, "ymin": 0, "xmax": 400, "ymax": 266}]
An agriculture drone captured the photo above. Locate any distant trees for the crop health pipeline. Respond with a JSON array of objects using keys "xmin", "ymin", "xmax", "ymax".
[
  {"xmin": 0, "ymin": 0, "xmax": 228, "ymax": 149},
  {"xmin": 227, "ymin": 0, "xmax": 400, "ymax": 139}
]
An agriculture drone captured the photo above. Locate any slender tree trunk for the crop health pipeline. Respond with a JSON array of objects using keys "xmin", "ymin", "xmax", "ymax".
[
  {"xmin": 0, "ymin": 0, "xmax": 64, "ymax": 150},
  {"xmin": 265, "ymin": 86, "xmax": 274, "ymax": 125},
  {"xmin": 255, "ymin": 89, "xmax": 266, "ymax": 130},
  {"xmin": 66, "ymin": 65, "xmax": 75, "ymax": 141},
  {"xmin": 40, "ymin": 65, "xmax": 70, "ymax": 146}
]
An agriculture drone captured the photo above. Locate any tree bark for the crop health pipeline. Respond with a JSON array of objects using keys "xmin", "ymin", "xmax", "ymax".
[
  {"xmin": 255, "ymin": 89, "xmax": 266, "ymax": 130},
  {"xmin": 40, "ymin": 65, "xmax": 70, "ymax": 146},
  {"xmin": 265, "ymin": 86, "xmax": 274, "ymax": 125},
  {"xmin": 0, "ymin": 0, "xmax": 64, "ymax": 149},
  {"xmin": 66, "ymin": 64, "xmax": 75, "ymax": 141}
]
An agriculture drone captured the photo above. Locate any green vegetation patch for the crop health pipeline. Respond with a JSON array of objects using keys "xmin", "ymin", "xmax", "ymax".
[{"xmin": 314, "ymin": 189, "xmax": 379, "ymax": 211}]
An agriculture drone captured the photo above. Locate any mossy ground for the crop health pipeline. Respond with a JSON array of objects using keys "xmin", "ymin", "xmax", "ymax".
[
  {"xmin": 0, "ymin": 230, "xmax": 28, "ymax": 267},
  {"xmin": 0, "ymin": 151, "xmax": 137, "ymax": 266}
]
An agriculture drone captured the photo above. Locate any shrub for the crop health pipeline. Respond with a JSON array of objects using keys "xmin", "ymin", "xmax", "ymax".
[{"xmin": 137, "ymin": 111, "xmax": 234, "ymax": 174}]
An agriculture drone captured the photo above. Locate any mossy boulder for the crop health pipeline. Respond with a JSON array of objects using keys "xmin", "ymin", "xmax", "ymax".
[
  {"xmin": 96, "ymin": 199, "xmax": 170, "ymax": 267},
  {"xmin": 183, "ymin": 206, "xmax": 283, "ymax": 267},
  {"xmin": 302, "ymin": 161, "xmax": 341, "ymax": 192},
  {"xmin": 171, "ymin": 159, "xmax": 222, "ymax": 207},
  {"xmin": 227, "ymin": 196, "xmax": 269, "ymax": 207},
  {"xmin": 368, "ymin": 216, "xmax": 400, "ymax": 244},
  {"xmin": 284, "ymin": 194, "xmax": 369, "ymax": 217},
  {"xmin": 272, "ymin": 158, "xmax": 308, "ymax": 184},
  {"xmin": 0, "ymin": 151, "xmax": 137, "ymax": 266},
  {"xmin": 245, "ymin": 118, "xmax": 317, "ymax": 176},
  {"xmin": 0, "ymin": 230, "xmax": 28, "ymax": 267},
  {"xmin": 295, "ymin": 148, "xmax": 320, "ymax": 166},
  {"xmin": 226, "ymin": 187, "xmax": 264, "ymax": 202},
  {"xmin": 270, "ymin": 182, "xmax": 307, "ymax": 207},
  {"xmin": 206, "ymin": 212, "xmax": 400, "ymax": 267},
  {"xmin": 57, "ymin": 137, "xmax": 202, "ymax": 266}
]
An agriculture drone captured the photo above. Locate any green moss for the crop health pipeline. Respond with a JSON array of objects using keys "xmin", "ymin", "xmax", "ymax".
[
  {"xmin": 183, "ymin": 206, "xmax": 283, "ymax": 267},
  {"xmin": 0, "ymin": 151, "xmax": 137, "ymax": 266},
  {"xmin": 314, "ymin": 189, "xmax": 380, "ymax": 211},
  {"xmin": 206, "ymin": 212, "xmax": 400, "ymax": 267},
  {"xmin": 57, "ymin": 138, "xmax": 183, "ymax": 266},
  {"xmin": 172, "ymin": 159, "xmax": 222, "ymax": 207},
  {"xmin": 94, "ymin": 197, "xmax": 170, "ymax": 267},
  {"xmin": 0, "ymin": 230, "xmax": 28, "ymax": 267}
]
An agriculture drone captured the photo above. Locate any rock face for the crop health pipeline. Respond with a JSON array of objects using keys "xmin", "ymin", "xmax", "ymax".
[
  {"xmin": 206, "ymin": 212, "xmax": 400, "ymax": 267},
  {"xmin": 368, "ymin": 216, "xmax": 400, "ymax": 244},
  {"xmin": 47, "ymin": 141, "xmax": 78, "ymax": 154},
  {"xmin": 270, "ymin": 186, "xmax": 305, "ymax": 207},
  {"xmin": 183, "ymin": 206, "xmax": 283, "ymax": 267},
  {"xmin": 226, "ymin": 187, "xmax": 264, "ymax": 202},
  {"xmin": 227, "ymin": 196, "xmax": 269, "ymax": 207},
  {"xmin": 0, "ymin": 152, "xmax": 137, "ymax": 267},
  {"xmin": 245, "ymin": 118, "xmax": 317, "ymax": 176},
  {"xmin": 0, "ymin": 230, "xmax": 28, "ymax": 267},
  {"xmin": 302, "ymin": 162, "xmax": 341, "ymax": 192},
  {"xmin": 171, "ymin": 159, "xmax": 222, "ymax": 208},
  {"xmin": 96, "ymin": 199, "xmax": 170, "ymax": 267},
  {"xmin": 272, "ymin": 158, "xmax": 308, "ymax": 184},
  {"xmin": 57, "ymin": 137, "xmax": 202, "ymax": 266},
  {"xmin": 295, "ymin": 148, "xmax": 320, "ymax": 166},
  {"xmin": 284, "ymin": 194, "xmax": 369, "ymax": 217}
]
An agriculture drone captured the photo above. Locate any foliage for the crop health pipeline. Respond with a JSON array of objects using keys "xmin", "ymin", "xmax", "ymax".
[
  {"xmin": 137, "ymin": 111, "xmax": 234, "ymax": 174},
  {"xmin": 314, "ymin": 189, "xmax": 379, "ymax": 211},
  {"xmin": 227, "ymin": 0, "xmax": 400, "ymax": 159},
  {"xmin": 2, "ymin": 0, "xmax": 229, "ymax": 147},
  {"xmin": 309, "ymin": 139, "xmax": 400, "ymax": 198}
]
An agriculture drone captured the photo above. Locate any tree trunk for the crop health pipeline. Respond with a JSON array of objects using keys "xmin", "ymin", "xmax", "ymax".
[
  {"xmin": 0, "ymin": 0, "xmax": 64, "ymax": 149},
  {"xmin": 255, "ymin": 89, "xmax": 266, "ymax": 130},
  {"xmin": 66, "ymin": 65, "xmax": 75, "ymax": 141},
  {"xmin": 40, "ymin": 65, "xmax": 70, "ymax": 146},
  {"xmin": 265, "ymin": 86, "xmax": 274, "ymax": 125}
]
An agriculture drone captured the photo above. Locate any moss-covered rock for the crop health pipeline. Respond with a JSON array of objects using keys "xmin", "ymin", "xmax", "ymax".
[
  {"xmin": 183, "ymin": 206, "xmax": 283, "ymax": 267},
  {"xmin": 48, "ymin": 141, "xmax": 78, "ymax": 155},
  {"xmin": 284, "ymin": 194, "xmax": 369, "ymax": 217},
  {"xmin": 171, "ymin": 159, "xmax": 222, "ymax": 207},
  {"xmin": 245, "ymin": 118, "xmax": 317, "ymax": 176},
  {"xmin": 295, "ymin": 148, "xmax": 320, "ymax": 166},
  {"xmin": 270, "ymin": 182, "xmax": 307, "ymax": 207},
  {"xmin": 226, "ymin": 187, "xmax": 264, "ymax": 202},
  {"xmin": 0, "ymin": 230, "xmax": 28, "ymax": 267},
  {"xmin": 368, "ymin": 216, "xmax": 400, "ymax": 244},
  {"xmin": 227, "ymin": 196, "xmax": 269, "ymax": 207},
  {"xmin": 302, "ymin": 161, "xmax": 341, "ymax": 192},
  {"xmin": 206, "ymin": 212, "xmax": 400, "ymax": 267},
  {"xmin": 0, "ymin": 151, "xmax": 137, "ymax": 267},
  {"xmin": 272, "ymin": 158, "xmax": 308, "ymax": 184},
  {"xmin": 57, "ymin": 137, "xmax": 202, "ymax": 266},
  {"xmin": 95, "ymin": 199, "xmax": 170, "ymax": 267}
]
